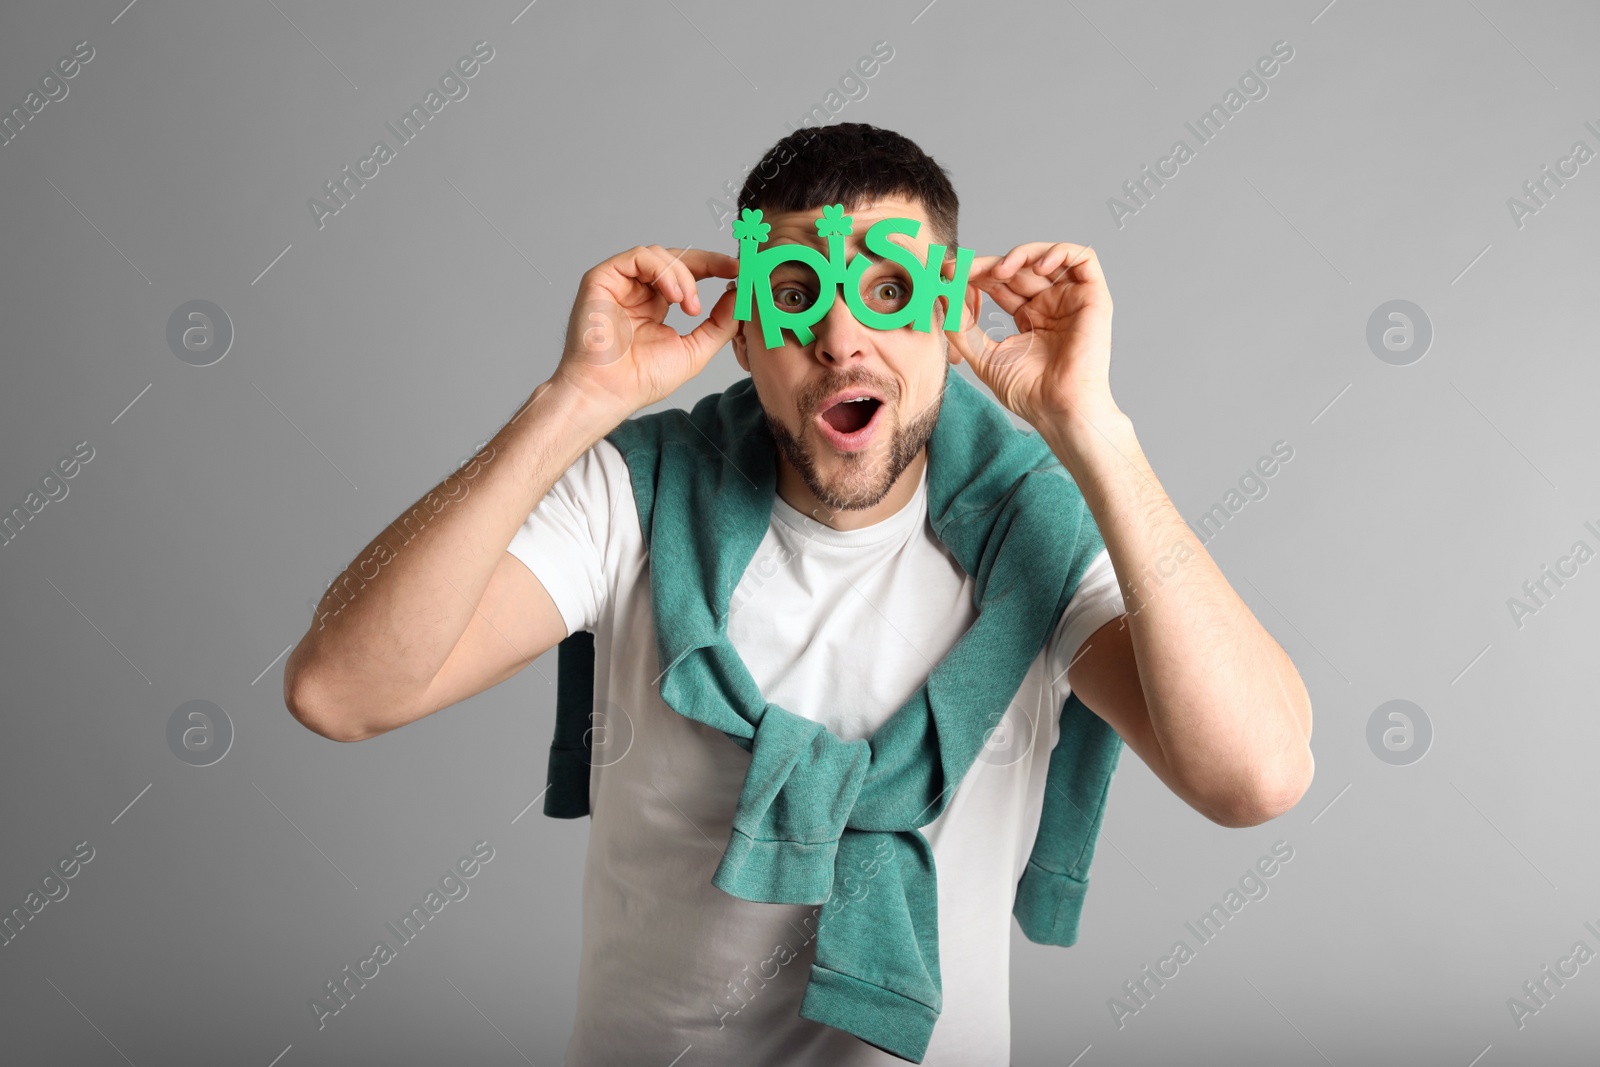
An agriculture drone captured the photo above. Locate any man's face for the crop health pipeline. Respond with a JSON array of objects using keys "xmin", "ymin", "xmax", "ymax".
[{"xmin": 731, "ymin": 194, "xmax": 961, "ymax": 514}]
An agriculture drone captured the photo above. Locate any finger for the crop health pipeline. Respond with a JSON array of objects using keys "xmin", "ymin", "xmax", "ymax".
[
  {"xmin": 988, "ymin": 265, "xmax": 1051, "ymax": 301},
  {"xmin": 1062, "ymin": 244, "xmax": 1104, "ymax": 287},
  {"xmin": 672, "ymin": 247, "xmax": 741, "ymax": 280},
  {"xmin": 680, "ymin": 285, "xmax": 739, "ymax": 370},
  {"xmin": 652, "ymin": 245, "xmax": 703, "ymax": 316},
  {"xmin": 1038, "ymin": 242, "xmax": 1073, "ymax": 276},
  {"xmin": 646, "ymin": 245, "xmax": 700, "ymax": 316},
  {"xmin": 994, "ymin": 245, "xmax": 1085, "ymax": 301},
  {"xmin": 992, "ymin": 242, "xmax": 1056, "ymax": 279},
  {"xmin": 965, "ymin": 255, "xmax": 1005, "ymax": 282},
  {"xmin": 969, "ymin": 273, "xmax": 1030, "ymax": 316},
  {"xmin": 968, "ymin": 258, "xmax": 1016, "ymax": 290},
  {"xmin": 963, "ymin": 257, "xmax": 1007, "ymax": 300},
  {"xmin": 995, "ymin": 241, "xmax": 1093, "ymax": 281},
  {"xmin": 947, "ymin": 315, "xmax": 997, "ymax": 368},
  {"xmin": 665, "ymin": 247, "xmax": 741, "ymax": 317},
  {"xmin": 615, "ymin": 246, "xmax": 682, "ymax": 308},
  {"xmin": 624, "ymin": 245, "xmax": 704, "ymax": 320},
  {"xmin": 1035, "ymin": 242, "xmax": 1097, "ymax": 284}
]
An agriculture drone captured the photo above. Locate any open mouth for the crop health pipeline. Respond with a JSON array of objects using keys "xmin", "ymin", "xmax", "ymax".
[
  {"xmin": 821, "ymin": 396, "xmax": 882, "ymax": 434},
  {"xmin": 814, "ymin": 392, "xmax": 886, "ymax": 452}
]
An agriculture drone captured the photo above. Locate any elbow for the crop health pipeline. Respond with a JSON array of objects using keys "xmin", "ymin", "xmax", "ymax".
[
  {"xmin": 1199, "ymin": 747, "xmax": 1316, "ymax": 829},
  {"xmin": 284, "ymin": 664, "xmax": 372, "ymax": 743}
]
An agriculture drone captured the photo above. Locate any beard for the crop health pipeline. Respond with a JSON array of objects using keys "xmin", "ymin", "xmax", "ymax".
[{"xmin": 761, "ymin": 367, "xmax": 946, "ymax": 514}]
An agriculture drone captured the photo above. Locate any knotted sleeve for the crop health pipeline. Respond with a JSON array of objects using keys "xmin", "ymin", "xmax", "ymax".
[{"xmin": 710, "ymin": 702, "xmax": 873, "ymax": 903}]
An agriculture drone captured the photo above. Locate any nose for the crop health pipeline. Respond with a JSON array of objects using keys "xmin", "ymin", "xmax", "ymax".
[{"xmin": 809, "ymin": 284, "xmax": 872, "ymax": 366}]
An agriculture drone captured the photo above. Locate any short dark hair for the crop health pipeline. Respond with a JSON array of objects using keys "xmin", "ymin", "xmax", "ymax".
[{"xmin": 736, "ymin": 123, "xmax": 960, "ymax": 252}]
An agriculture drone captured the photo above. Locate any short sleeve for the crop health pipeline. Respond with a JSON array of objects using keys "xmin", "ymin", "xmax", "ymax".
[
  {"xmin": 504, "ymin": 438, "xmax": 635, "ymax": 637},
  {"xmin": 1044, "ymin": 548, "xmax": 1126, "ymax": 690}
]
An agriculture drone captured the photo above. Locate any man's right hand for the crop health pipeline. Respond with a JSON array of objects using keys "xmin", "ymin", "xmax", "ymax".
[
  {"xmin": 551, "ymin": 245, "xmax": 741, "ymax": 420},
  {"xmin": 284, "ymin": 244, "xmax": 742, "ymax": 743}
]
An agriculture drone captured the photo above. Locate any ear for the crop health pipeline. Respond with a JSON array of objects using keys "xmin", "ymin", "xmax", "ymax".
[
  {"xmin": 731, "ymin": 318, "xmax": 750, "ymax": 372},
  {"xmin": 935, "ymin": 251, "xmax": 983, "ymax": 332},
  {"xmin": 941, "ymin": 279, "xmax": 984, "ymax": 366},
  {"xmin": 960, "ymin": 274, "xmax": 982, "ymax": 334}
]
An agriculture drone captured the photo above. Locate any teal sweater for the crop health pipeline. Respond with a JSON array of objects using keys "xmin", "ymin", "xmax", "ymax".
[{"xmin": 543, "ymin": 366, "xmax": 1123, "ymax": 1063}]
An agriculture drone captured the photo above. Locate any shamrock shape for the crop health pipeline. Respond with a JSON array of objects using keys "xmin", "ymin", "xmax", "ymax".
[
  {"xmin": 732, "ymin": 208, "xmax": 771, "ymax": 244},
  {"xmin": 815, "ymin": 203, "xmax": 853, "ymax": 238}
]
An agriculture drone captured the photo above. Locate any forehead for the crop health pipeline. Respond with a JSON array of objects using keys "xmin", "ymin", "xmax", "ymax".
[{"xmin": 760, "ymin": 194, "xmax": 932, "ymax": 255}]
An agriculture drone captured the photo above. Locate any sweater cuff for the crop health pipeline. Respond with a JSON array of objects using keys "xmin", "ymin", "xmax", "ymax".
[
  {"xmin": 542, "ymin": 744, "xmax": 591, "ymax": 819},
  {"xmin": 711, "ymin": 826, "xmax": 839, "ymax": 903},
  {"xmin": 1013, "ymin": 857, "xmax": 1089, "ymax": 947},
  {"xmin": 799, "ymin": 962, "xmax": 939, "ymax": 1064}
]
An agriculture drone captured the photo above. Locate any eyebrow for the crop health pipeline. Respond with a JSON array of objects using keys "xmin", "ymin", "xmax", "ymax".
[
  {"xmin": 766, "ymin": 235, "xmax": 926, "ymax": 261},
  {"xmin": 768, "ymin": 257, "xmax": 914, "ymax": 279}
]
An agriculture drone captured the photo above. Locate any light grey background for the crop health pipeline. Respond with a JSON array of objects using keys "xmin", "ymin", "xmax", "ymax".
[{"xmin": 2, "ymin": 1, "xmax": 1596, "ymax": 1064}]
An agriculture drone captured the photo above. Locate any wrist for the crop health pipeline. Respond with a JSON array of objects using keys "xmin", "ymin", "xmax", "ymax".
[
  {"xmin": 535, "ymin": 372, "xmax": 633, "ymax": 437},
  {"xmin": 1038, "ymin": 399, "xmax": 1132, "ymax": 450},
  {"xmin": 1037, "ymin": 402, "xmax": 1136, "ymax": 479}
]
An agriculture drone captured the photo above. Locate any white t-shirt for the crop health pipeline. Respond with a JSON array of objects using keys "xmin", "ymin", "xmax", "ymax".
[{"xmin": 507, "ymin": 436, "xmax": 1126, "ymax": 1066}]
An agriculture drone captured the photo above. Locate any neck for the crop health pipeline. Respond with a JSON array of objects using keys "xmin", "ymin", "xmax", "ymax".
[{"xmin": 775, "ymin": 448, "xmax": 928, "ymax": 532}]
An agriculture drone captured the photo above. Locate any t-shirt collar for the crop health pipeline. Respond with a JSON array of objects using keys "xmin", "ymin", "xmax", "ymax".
[{"xmin": 769, "ymin": 462, "xmax": 928, "ymax": 548}]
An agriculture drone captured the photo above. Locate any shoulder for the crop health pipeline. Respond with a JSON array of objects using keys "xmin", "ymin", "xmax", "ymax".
[{"xmin": 606, "ymin": 384, "xmax": 753, "ymax": 456}]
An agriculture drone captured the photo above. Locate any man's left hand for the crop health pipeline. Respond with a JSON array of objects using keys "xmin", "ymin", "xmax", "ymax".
[{"xmin": 948, "ymin": 242, "xmax": 1116, "ymax": 431}]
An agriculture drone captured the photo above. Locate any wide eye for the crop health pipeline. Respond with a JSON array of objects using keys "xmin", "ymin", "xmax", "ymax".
[
  {"xmin": 773, "ymin": 284, "xmax": 814, "ymax": 311},
  {"xmin": 869, "ymin": 279, "xmax": 908, "ymax": 308}
]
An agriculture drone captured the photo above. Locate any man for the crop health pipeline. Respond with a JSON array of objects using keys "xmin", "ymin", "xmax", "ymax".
[{"xmin": 284, "ymin": 123, "xmax": 1314, "ymax": 1064}]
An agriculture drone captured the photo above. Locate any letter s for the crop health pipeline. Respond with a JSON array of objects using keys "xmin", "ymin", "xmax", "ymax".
[
  {"xmin": 74, "ymin": 40, "xmax": 95, "ymax": 63},
  {"xmin": 472, "ymin": 40, "xmax": 495, "ymax": 63},
  {"xmin": 74, "ymin": 440, "xmax": 96, "ymax": 464},
  {"xmin": 1270, "ymin": 439, "xmax": 1293, "ymax": 462},
  {"xmin": 73, "ymin": 840, "xmax": 95, "ymax": 863},
  {"xmin": 872, "ymin": 40, "xmax": 894, "ymax": 62},
  {"xmin": 1270, "ymin": 839, "xmax": 1294, "ymax": 862},
  {"xmin": 1271, "ymin": 39, "xmax": 1294, "ymax": 63},
  {"xmin": 472, "ymin": 839, "xmax": 495, "ymax": 863}
]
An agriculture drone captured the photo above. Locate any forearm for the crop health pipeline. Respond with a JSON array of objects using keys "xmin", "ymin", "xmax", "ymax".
[
  {"xmin": 284, "ymin": 377, "xmax": 624, "ymax": 719},
  {"xmin": 1041, "ymin": 405, "xmax": 1314, "ymax": 812}
]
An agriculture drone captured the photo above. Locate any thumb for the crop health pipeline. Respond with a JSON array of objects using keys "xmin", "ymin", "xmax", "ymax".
[
  {"xmin": 681, "ymin": 284, "xmax": 739, "ymax": 368},
  {"xmin": 948, "ymin": 318, "xmax": 993, "ymax": 371}
]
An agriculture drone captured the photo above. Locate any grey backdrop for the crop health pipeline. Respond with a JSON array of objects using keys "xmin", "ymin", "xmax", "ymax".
[{"xmin": 2, "ymin": 1, "xmax": 1596, "ymax": 1064}]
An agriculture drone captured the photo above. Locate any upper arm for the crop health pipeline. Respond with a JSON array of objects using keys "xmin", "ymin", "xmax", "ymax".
[
  {"xmin": 1047, "ymin": 550, "xmax": 1188, "ymax": 809},
  {"xmin": 411, "ymin": 440, "xmax": 627, "ymax": 723},
  {"xmin": 1043, "ymin": 550, "xmax": 1184, "ymax": 793},
  {"xmin": 1066, "ymin": 614, "xmax": 1170, "ymax": 781},
  {"xmin": 409, "ymin": 549, "xmax": 572, "ymax": 720},
  {"xmin": 1067, "ymin": 615, "xmax": 1231, "ymax": 824}
]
